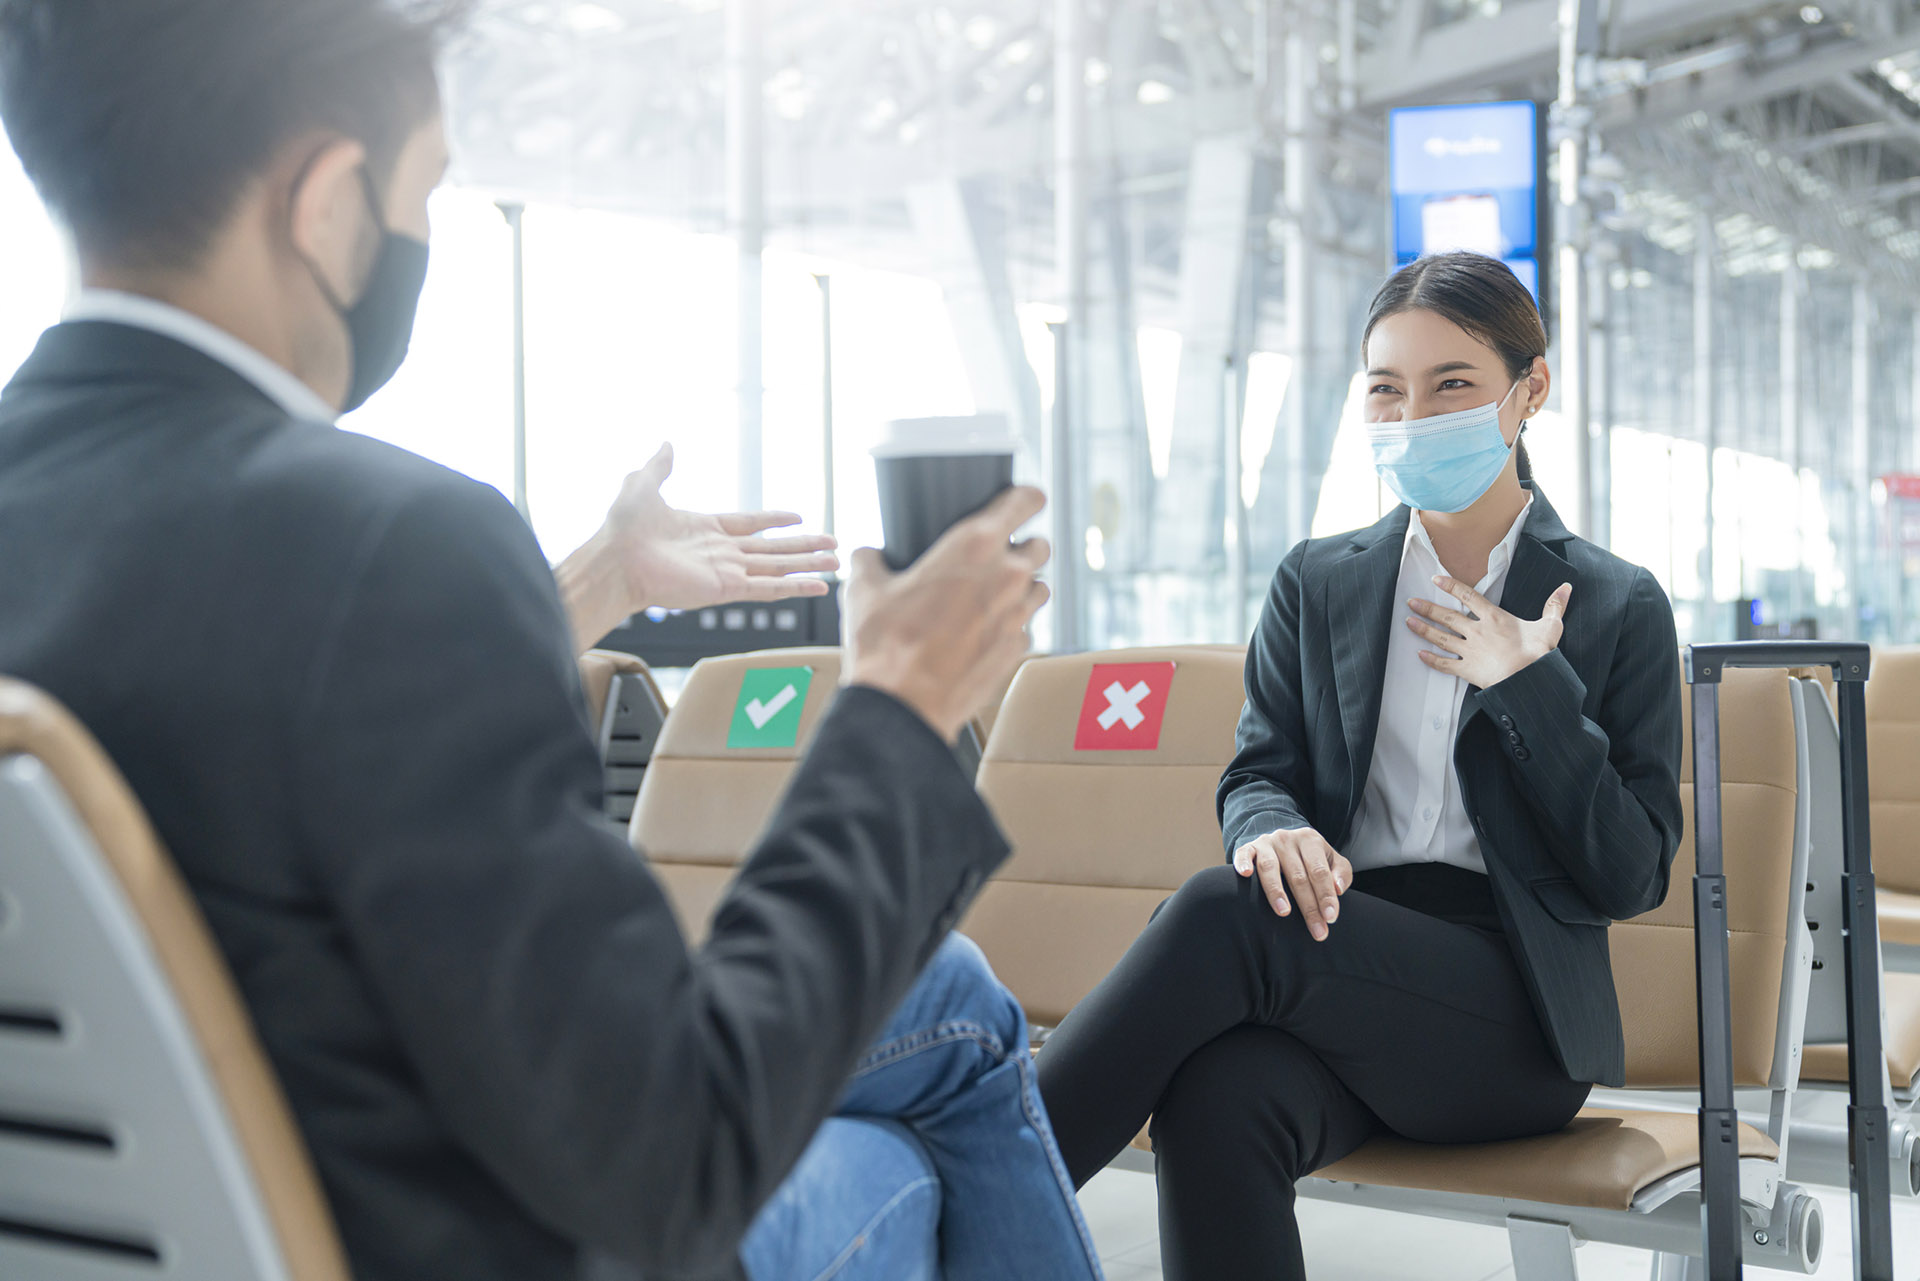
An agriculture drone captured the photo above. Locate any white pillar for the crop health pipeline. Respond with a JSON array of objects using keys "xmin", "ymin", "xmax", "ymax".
[
  {"xmin": 1282, "ymin": 16, "xmax": 1316, "ymax": 552},
  {"xmin": 1694, "ymin": 213, "xmax": 1716, "ymax": 624},
  {"xmin": 727, "ymin": 0, "xmax": 765, "ymax": 511},
  {"xmin": 1051, "ymin": 0, "xmax": 1088, "ymax": 652},
  {"xmin": 1781, "ymin": 251, "xmax": 1803, "ymax": 621},
  {"xmin": 1851, "ymin": 281, "xmax": 1873, "ymax": 632},
  {"xmin": 499, "ymin": 201, "xmax": 530, "ymax": 524},
  {"xmin": 1553, "ymin": 0, "xmax": 1597, "ymax": 539}
]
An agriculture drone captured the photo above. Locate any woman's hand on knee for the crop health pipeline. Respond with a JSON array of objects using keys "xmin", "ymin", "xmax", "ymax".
[{"xmin": 1231, "ymin": 828, "xmax": 1353, "ymax": 941}]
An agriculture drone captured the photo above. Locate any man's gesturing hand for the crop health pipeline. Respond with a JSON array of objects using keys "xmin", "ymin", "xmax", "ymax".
[
  {"xmin": 601, "ymin": 443, "xmax": 839, "ymax": 610},
  {"xmin": 1232, "ymin": 828, "xmax": 1354, "ymax": 941},
  {"xmin": 842, "ymin": 487, "xmax": 1051, "ymax": 743}
]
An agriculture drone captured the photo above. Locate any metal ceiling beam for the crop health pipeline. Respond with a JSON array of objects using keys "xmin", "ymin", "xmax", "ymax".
[
  {"xmin": 1353, "ymin": 0, "xmax": 1801, "ymax": 109},
  {"xmin": 1594, "ymin": 28, "xmax": 1914, "ymax": 130},
  {"xmin": 1783, "ymin": 120, "xmax": 1904, "ymax": 154}
]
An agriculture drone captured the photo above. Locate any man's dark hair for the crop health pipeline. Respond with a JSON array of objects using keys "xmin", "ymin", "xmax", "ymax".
[{"xmin": 0, "ymin": 0, "xmax": 469, "ymax": 271}]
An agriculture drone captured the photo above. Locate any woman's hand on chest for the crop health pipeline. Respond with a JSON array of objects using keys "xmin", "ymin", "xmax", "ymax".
[{"xmin": 1405, "ymin": 575, "xmax": 1573, "ymax": 690}]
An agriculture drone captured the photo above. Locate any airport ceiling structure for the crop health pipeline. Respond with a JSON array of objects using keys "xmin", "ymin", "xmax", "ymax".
[
  {"xmin": 444, "ymin": 0, "xmax": 1920, "ymax": 615},
  {"xmin": 449, "ymin": 0, "xmax": 1920, "ymax": 293}
]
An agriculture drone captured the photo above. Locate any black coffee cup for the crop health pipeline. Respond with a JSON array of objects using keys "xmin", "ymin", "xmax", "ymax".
[{"xmin": 873, "ymin": 414, "xmax": 1018, "ymax": 571}]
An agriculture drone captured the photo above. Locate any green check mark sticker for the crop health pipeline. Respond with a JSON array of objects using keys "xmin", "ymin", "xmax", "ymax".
[{"xmin": 727, "ymin": 666, "xmax": 815, "ymax": 749}]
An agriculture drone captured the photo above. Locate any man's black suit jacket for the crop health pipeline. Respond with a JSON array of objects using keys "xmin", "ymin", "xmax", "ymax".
[
  {"xmin": 1219, "ymin": 487, "xmax": 1684, "ymax": 1088},
  {"xmin": 0, "ymin": 321, "xmax": 1009, "ymax": 1281}
]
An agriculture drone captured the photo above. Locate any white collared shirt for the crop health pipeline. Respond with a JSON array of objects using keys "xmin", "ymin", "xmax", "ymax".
[
  {"xmin": 1344, "ymin": 496, "xmax": 1534, "ymax": 875},
  {"xmin": 63, "ymin": 289, "xmax": 339, "ymax": 425}
]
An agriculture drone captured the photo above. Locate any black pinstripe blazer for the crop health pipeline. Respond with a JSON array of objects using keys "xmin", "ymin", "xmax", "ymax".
[{"xmin": 1217, "ymin": 485, "xmax": 1684, "ymax": 1087}]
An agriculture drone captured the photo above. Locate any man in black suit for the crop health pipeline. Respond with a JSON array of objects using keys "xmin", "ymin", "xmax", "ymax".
[{"xmin": 0, "ymin": 3, "xmax": 1104, "ymax": 1280}]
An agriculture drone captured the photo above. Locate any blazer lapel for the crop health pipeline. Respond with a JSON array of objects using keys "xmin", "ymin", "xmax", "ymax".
[{"xmin": 1325, "ymin": 508, "xmax": 1408, "ymax": 808}]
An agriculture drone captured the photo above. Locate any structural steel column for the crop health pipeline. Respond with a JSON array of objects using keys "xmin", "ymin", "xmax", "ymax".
[
  {"xmin": 1695, "ymin": 213, "xmax": 1716, "ymax": 627},
  {"xmin": 1587, "ymin": 248, "xmax": 1611, "ymax": 550},
  {"xmin": 906, "ymin": 181, "xmax": 1045, "ymax": 459},
  {"xmin": 1280, "ymin": 12, "xmax": 1317, "ymax": 553},
  {"xmin": 1912, "ymin": 311, "xmax": 1920, "ymax": 475},
  {"xmin": 1051, "ymin": 0, "xmax": 1088, "ymax": 651},
  {"xmin": 727, "ymin": 0, "xmax": 765, "ymax": 510},
  {"xmin": 1781, "ymin": 251, "xmax": 1803, "ymax": 621},
  {"xmin": 816, "ymin": 274, "xmax": 836, "ymax": 539},
  {"xmin": 1913, "ymin": 311, "xmax": 1920, "ymax": 475},
  {"xmin": 1553, "ymin": 0, "xmax": 1599, "ymax": 539},
  {"xmin": 1224, "ymin": 356, "xmax": 1249, "ymax": 640},
  {"xmin": 499, "ymin": 201, "xmax": 530, "ymax": 524},
  {"xmin": 1851, "ymin": 281, "xmax": 1872, "ymax": 630}
]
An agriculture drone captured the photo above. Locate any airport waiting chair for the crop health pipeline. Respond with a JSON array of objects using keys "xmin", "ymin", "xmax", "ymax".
[
  {"xmin": 1771, "ymin": 669, "xmax": 1920, "ymax": 1196},
  {"xmin": 1862, "ymin": 646, "xmax": 1920, "ymax": 972},
  {"xmin": 1290, "ymin": 666, "xmax": 1827, "ymax": 1275},
  {"xmin": 579, "ymin": 648, "xmax": 667, "ymax": 731},
  {"xmin": 962, "ymin": 646, "xmax": 1245, "ymax": 1031},
  {"xmin": 628, "ymin": 647, "xmax": 842, "ymax": 941},
  {"xmin": 0, "ymin": 678, "xmax": 350, "ymax": 1281},
  {"xmin": 578, "ymin": 650, "xmax": 670, "ymax": 832}
]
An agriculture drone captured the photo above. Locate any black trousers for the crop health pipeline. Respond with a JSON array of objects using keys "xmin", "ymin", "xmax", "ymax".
[{"xmin": 1035, "ymin": 863, "xmax": 1591, "ymax": 1281}]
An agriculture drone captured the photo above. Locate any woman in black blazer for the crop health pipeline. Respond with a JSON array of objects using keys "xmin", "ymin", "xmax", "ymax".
[{"xmin": 1035, "ymin": 253, "xmax": 1685, "ymax": 1281}]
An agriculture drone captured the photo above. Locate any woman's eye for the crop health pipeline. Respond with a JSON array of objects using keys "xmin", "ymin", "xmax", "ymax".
[
  {"xmin": 1369, "ymin": 385, "xmax": 1399, "ymax": 397},
  {"xmin": 1438, "ymin": 379, "xmax": 1470, "ymax": 391}
]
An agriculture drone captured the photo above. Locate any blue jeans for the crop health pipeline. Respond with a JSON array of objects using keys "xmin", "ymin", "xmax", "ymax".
[{"xmin": 738, "ymin": 934, "xmax": 1105, "ymax": 1281}]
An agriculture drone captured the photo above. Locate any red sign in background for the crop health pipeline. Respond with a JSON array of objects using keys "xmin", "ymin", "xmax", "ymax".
[{"xmin": 1074, "ymin": 661, "xmax": 1178, "ymax": 751}]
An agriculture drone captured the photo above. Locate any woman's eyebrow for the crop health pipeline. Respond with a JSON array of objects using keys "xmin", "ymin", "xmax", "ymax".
[{"xmin": 1424, "ymin": 360, "xmax": 1480, "ymax": 376}]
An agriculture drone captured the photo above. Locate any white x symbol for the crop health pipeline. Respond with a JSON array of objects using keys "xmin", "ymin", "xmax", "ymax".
[{"xmin": 1096, "ymin": 680, "xmax": 1151, "ymax": 731}]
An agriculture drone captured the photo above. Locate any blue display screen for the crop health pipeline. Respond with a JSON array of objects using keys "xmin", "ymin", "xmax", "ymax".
[{"xmin": 1389, "ymin": 101, "xmax": 1543, "ymax": 303}]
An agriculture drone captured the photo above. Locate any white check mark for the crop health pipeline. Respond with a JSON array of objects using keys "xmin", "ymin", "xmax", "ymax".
[{"xmin": 745, "ymin": 684, "xmax": 799, "ymax": 730}]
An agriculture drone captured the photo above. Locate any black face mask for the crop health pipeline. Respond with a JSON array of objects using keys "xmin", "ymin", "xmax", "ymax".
[{"xmin": 300, "ymin": 167, "xmax": 431, "ymax": 414}]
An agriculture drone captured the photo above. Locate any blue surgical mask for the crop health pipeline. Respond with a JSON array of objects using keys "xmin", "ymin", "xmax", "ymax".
[{"xmin": 1366, "ymin": 381, "xmax": 1523, "ymax": 514}]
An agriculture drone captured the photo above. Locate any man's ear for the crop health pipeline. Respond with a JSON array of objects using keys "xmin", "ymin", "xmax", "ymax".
[{"xmin": 288, "ymin": 137, "xmax": 372, "ymax": 306}]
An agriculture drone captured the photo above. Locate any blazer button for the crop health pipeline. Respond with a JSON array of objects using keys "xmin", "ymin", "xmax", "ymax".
[
  {"xmin": 1507, "ymin": 730, "xmax": 1523, "ymax": 744},
  {"xmin": 1514, "ymin": 746, "xmax": 1531, "ymax": 761},
  {"xmin": 1500, "ymin": 715, "xmax": 1515, "ymax": 729}
]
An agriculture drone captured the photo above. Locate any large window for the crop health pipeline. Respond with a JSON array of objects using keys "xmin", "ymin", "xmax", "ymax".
[{"xmin": 0, "ymin": 144, "xmax": 70, "ymax": 383}]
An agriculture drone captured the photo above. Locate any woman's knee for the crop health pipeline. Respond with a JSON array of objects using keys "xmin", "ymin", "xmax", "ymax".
[
  {"xmin": 1156, "ymin": 862, "xmax": 1304, "ymax": 942},
  {"xmin": 1150, "ymin": 1026, "xmax": 1337, "ymax": 1181}
]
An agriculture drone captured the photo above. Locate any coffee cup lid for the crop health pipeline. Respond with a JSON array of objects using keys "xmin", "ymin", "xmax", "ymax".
[{"xmin": 870, "ymin": 413, "xmax": 1018, "ymax": 460}]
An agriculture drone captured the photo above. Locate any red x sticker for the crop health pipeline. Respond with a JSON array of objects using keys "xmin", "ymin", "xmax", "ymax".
[{"xmin": 1074, "ymin": 662, "xmax": 1178, "ymax": 751}]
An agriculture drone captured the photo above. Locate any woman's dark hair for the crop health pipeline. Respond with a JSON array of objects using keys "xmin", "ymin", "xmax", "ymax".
[
  {"xmin": 1362, "ymin": 251, "xmax": 1548, "ymax": 480},
  {"xmin": 0, "ymin": 0, "xmax": 470, "ymax": 271}
]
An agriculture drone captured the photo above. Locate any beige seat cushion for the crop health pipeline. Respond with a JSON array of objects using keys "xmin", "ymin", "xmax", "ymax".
[
  {"xmin": 1868, "ymin": 647, "xmax": 1920, "ymax": 897},
  {"xmin": 1610, "ymin": 666, "xmax": 1798, "ymax": 1089},
  {"xmin": 1882, "ymin": 889, "xmax": 1920, "ymax": 949},
  {"xmin": 1799, "ymin": 971, "xmax": 1920, "ymax": 1091},
  {"xmin": 1125, "ymin": 1108, "xmax": 1779, "ymax": 1211},
  {"xmin": 1309, "ymin": 1109, "xmax": 1779, "ymax": 1211},
  {"xmin": 630, "ymin": 648, "xmax": 844, "ymax": 939},
  {"xmin": 967, "ymin": 647, "xmax": 1245, "ymax": 1025}
]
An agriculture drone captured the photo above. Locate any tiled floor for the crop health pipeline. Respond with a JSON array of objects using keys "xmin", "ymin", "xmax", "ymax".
[{"xmin": 1078, "ymin": 1102, "xmax": 1920, "ymax": 1280}]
